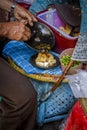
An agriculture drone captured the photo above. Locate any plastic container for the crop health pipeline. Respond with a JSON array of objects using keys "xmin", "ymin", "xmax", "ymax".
[{"xmin": 37, "ymin": 9, "xmax": 78, "ymax": 54}]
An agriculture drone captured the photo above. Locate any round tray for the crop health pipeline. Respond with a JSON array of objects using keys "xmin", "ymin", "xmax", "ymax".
[{"xmin": 30, "ymin": 53, "xmax": 60, "ymax": 69}]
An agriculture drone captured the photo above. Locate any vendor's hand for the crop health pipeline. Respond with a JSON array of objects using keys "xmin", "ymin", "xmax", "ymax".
[
  {"xmin": 1, "ymin": 21, "xmax": 31, "ymax": 41},
  {"xmin": 14, "ymin": 4, "xmax": 37, "ymax": 26}
]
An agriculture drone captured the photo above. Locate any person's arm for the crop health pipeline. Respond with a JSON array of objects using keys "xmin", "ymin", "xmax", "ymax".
[
  {"xmin": 0, "ymin": 0, "xmax": 13, "ymax": 12},
  {"xmin": 0, "ymin": 0, "xmax": 37, "ymax": 26},
  {"xmin": 0, "ymin": 0, "xmax": 38, "ymax": 41},
  {"xmin": 14, "ymin": 4, "xmax": 37, "ymax": 25},
  {"xmin": 0, "ymin": 22, "xmax": 31, "ymax": 41}
]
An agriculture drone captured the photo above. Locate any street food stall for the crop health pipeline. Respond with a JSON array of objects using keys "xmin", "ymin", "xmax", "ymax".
[{"xmin": 1, "ymin": 0, "xmax": 87, "ymax": 130}]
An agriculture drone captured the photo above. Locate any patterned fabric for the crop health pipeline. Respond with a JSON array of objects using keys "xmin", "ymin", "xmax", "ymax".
[
  {"xmin": 2, "ymin": 40, "xmax": 62, "ymax": 75},
  {"xmin": 72, "ymin": 34, "xmax": 87, "ymax": 61},
  {"xmin": 37, "ymin": 83, "xmax": 76, "ymax": 126},
  {"xmin": 71, "ymin": 0, "xmax": 87, "ymax": 62},
  {"xmin": 64, "ymin": 1, "xmax": 87, "ymax": 130},
  {"xmin": 2, "ymin": 40, "xmax": 76, "ymax": 126}
]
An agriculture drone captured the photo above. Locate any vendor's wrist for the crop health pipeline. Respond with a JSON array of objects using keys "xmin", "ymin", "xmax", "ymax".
[{"xmin": 10, "ymin": 1, "xmax": 17, "ymax": 17}]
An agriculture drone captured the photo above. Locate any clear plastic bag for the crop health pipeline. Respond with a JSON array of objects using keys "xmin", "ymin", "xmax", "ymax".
[{"xmin": 66, "ymin": 70, "xmax": 87, "ymax": 98}]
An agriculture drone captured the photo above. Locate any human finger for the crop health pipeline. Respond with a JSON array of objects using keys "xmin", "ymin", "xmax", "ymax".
[
  {"xmin": 28, "ymin": 11, "xmax": 37, "ymax": 22},
  {"xmin": 23, "ymin": 11, "xmax": 37, "ymax": 26},
  {"xmin": 20, "ymin": 34, "xmax": 30, "ymax": 41},
  {"xmin": 24, "ymin": 26, "xmax": 31, "ymax": 39}
]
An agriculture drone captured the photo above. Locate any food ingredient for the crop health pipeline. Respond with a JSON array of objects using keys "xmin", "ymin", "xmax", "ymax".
[{"xmin": 61, "ymin": 55, "xmax": 80, "ymax": 67}]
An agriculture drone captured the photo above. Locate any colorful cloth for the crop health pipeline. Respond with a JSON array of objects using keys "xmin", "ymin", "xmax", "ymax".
[
  {"xmin": 2, "ymin": 40, "xmax": 62, "ymax": 75},
  {"xmin": 2, "ymin": 40, "xmax": 76, "ymax": 126},
  {"xmin": 64, "ymin": 1, "xmax": 87, "ymax": 130},
  {"xmin": 64, "ymin": 101, "xmax": 87, "ymax": 130},
  {"xmin": 37, "ymin": 83, "xmax": 76, "ymax": 126}
]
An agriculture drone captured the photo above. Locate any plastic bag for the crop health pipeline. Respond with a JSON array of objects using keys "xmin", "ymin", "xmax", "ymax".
[{"xmin": 66, "ymin": 70, "xmax": 87, "ymax": 98}]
